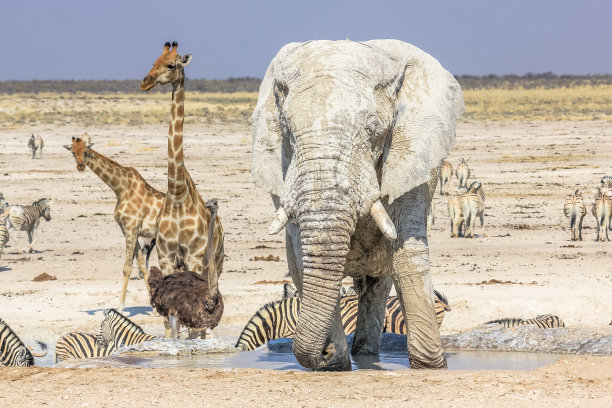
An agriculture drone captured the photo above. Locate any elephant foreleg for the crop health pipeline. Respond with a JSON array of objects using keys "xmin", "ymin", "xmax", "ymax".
[
  {"xmin": 390, "ymin": 185, "xmax": 446, "ymax": 369},
  {"xmin": 351, "ymin": 275, "xmax": 392, "ymax": 355}
]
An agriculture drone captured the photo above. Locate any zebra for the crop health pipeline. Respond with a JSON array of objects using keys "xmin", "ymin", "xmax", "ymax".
[
  {"xmin": 236, "ymin": 286, "xmax": 450, "ymax": 351},
  {"xmin": 462, "ymin": 181, "xmax": 486, "ymax": 238},
  {"xmin": 485, "ymin": 314, "xmax": 565, "ymax": 329},
  {"xmin": 0, "ymin": 317, "xmax": 47, "ymax": 367},
  {"xmin": 97, "ymin": 309, "xmax": 157, "ymax": 349},
  {"xmin": 4, "ymin": 198, "xmax": 51, "ymax": 253},
  {"xmin": 439, "ymin": 160, "xmax": 453, "ymax": 195},
  {"xmin": 455, "ymin": 157, "xmax": 470, "ymax": 188},
  {"xmin": 28, "ymin": 134, "xmax": 44, "ymax": 159},
  {"xmin": 592, "ymin": 187, "xmax": 612, "ymax": 242},
  {"xmin": 55, "ymin": 332, "xmax": 115, "ymax": 363},
  {"xmin": 563, "ymin": 189, "xmax": 587, "ymax": 241},
  {"xmin": 447, "ymin": 186, "xmax": 468, "ymax": 238},
  {"xmin": 601, "ymin": 177, "xmax": 612, "ymax": 230}
]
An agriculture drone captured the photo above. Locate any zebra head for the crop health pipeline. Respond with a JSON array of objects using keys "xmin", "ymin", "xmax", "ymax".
[
  {"xmin": 14, "ymin": 346, "xmax": 34, "ymax": 367},
  {"xmin": 35, "ymin": 198, "xmax": 51, "ymax": 221},
  {"xmin": 97, "ymin": 319, "xmax": 113, "ymax": 348}
]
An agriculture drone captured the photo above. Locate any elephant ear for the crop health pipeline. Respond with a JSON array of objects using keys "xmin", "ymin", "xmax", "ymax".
[
  {"xmin": 251, "ymin": 43, "xmax": 300, "ymax": 197},
  {"xmin": 373, "ymin": 40, "xmax": 465, "ymax": 204}
]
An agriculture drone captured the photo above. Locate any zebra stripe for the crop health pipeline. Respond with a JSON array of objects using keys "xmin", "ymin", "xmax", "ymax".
[
  {"xmin": 486, "ymin": 314, "xmax": 565, "ymax": 329},
  {"xmin": 235, "ymin": 297, "xmax": 300, "ymax": 351},
  {"xmin": 99, "ymin": 309, "xmax": 156, "ymax": 348},
  {"xmin": 384, "ymin": 290, "xmax": 450, "ymax": 334},
  {"xmin": 0, "ymin": 318, "xmax": 47, "ymax": 367},
  {"xmin": 55, "ymin": 332, "xmax": 115, "ymax": 363},
  {"xmin": 235, "ymin": 290, "xmax": 450, "ymax": 351}
]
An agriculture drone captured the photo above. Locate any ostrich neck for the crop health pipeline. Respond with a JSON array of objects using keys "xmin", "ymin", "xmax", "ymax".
[{"xmin": 168, "ymin": 75, "xmax": 186, "ymax": 200}]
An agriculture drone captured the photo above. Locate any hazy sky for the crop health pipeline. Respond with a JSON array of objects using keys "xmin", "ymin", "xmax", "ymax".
[{"xmin": 2, "ymin": 0, "xmax": 610, "ymax": 80}]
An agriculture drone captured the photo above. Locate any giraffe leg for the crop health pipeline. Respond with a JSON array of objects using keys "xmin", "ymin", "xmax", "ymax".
[{"xmin": 119, "ymin": 233, "xmax": 138, "ymax": 312}]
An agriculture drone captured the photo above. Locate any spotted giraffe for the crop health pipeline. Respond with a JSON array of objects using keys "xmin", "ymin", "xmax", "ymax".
[
  {"xmin": 65, "ymin": 137, "xmax": 165, "ymax": 311},
  {"xmin": 140, "ymin": 42, "xmax": 225, "ymax": 338}
]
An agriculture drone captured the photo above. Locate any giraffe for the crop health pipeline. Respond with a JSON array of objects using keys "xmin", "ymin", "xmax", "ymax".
[
  {"xmin": 140, "ymin": 42, "xmax": 224, "ymax": 338},
  {"xmin": 64, "ymin": 137, "xmax": 165, "ymax": 311}
]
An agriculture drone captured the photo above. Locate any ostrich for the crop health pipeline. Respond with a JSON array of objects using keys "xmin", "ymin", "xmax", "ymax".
[{"xmin": 147, "ymin": 199, "xmax": 224, "ymax": 339}]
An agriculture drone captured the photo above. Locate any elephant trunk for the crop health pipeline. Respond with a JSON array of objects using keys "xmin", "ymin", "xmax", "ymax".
[{"xmin": 293, "ymin": 207, "xmax": 352, "ymax": 369}]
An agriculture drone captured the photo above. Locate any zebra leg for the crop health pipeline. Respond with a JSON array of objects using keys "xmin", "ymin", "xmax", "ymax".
[
  {"xmin": 578, "ymin": 216, "xmax": 584, "ymax": 241},
  {"xmin": 351, "ymin": 275, "xmax": 392, "ymax": 355},
  {"xmin": 119, "ymin": 233, "xmax": 139, "ymax": 312},
  {"xmin": 26, "ymin": 229, "xmax": 35, "ymax": 253}
]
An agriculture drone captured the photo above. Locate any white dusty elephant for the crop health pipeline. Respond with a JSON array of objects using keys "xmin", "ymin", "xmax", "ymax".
[{"xmin": 251, "ymin": 40, "xmax": 464, "ymax": 370}]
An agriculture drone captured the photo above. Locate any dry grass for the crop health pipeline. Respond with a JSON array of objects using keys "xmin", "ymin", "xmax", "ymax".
[
  {"xmin": 462, "ymin": 85, "xmax": 612, "ymax": 121},
  {"xmin": 0, "ymin": 85, "xmax": 609, "ymax": 129}
]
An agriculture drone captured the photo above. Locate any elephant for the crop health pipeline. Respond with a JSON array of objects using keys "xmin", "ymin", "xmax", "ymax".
[{"xmin": 251, "ymin": 39, "xmax": 464, "ymax": 370}]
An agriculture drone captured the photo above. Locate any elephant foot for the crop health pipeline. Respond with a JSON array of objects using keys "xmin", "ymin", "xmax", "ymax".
[{"xmin": 409, "ymin": 354, "xmax": 448, "ymax": 369}]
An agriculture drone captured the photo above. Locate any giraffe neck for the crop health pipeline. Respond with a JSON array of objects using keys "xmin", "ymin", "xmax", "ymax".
[
  {"xmin": 167, "ymin": 75, "xmax": 187, "ymax": 200},
  {"xmin": 84, "ymin": 148, "xmax": 129, "ymax": 197}
]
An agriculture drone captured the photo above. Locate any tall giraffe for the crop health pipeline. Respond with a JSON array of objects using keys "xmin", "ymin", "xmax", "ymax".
[
  {"xmin": 141, "ymin": 42, "xmax": 224, "ymax": 336},
  {"xmin": 64, "ymin": 137, "xmax": 165, "ymax": 311}
]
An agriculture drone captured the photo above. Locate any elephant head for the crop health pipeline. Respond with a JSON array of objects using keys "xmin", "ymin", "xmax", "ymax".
[{"xmin": 252, "ymin": 40, "xmax": 464, "ymax": 369}]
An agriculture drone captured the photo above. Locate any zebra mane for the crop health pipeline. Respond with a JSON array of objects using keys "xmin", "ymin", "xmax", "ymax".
[
  {"xmin": 104, "ymin": 309, "xmax": 145, "ymax": 334},
  {"xmin": 433, "ymin": 290, "xmax": 451, "ymax": 311}
]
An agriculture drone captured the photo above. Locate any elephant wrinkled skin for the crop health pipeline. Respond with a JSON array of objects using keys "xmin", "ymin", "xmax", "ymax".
[{"xmin": 251, "ymin": 40, "xmax": 464, "ymax": 370}]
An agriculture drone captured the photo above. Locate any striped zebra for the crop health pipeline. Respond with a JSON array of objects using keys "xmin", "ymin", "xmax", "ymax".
[
  {"xmin": 439, "ymin": 160, "xmax": 453, "ymax": 195},
  {"xmin": 462, "ymin": 181, "xmax": 486, "ymax": 238},
  {"xmin": 235, "ymin": 287, "xmax": 450, "ymax": 351},
  {"xmin": 28, "ymin": 134, "xmax": 44, "ymax": 159},
  {"xmin": 427, "ymin": 199, "xmax": 436, "ymax": 236},
  {"xmin": 4, "ymin": 198, "xmax": 51, "ymax": 253},
  {"xmin": 485, "ymin": 314, "xmax": 565, "ymax": 329},
  {"xmin": 447, "ymin": 186, "xmax": 468, "ymax": 238},
  {"xmin": 592, "ymin": 187, "xmax": 612, "ymax": 242},
  {"xmin": 455, "ymin": 158, "xmax": 470, "ymax": 188},
  {"xmin": 0, "ymin": 317, "xmax": 47, "ymax": 367},
  {"xmin": 97, "ymin": 309, "xmax": 157, "ymax": 349},
  {"xmin": 601, "ymin": 177, "xmax": 612, "ymax": 230},
  {"xmin": 55, "ymin": 332, "xmax": 115, "ymax": 363},
  {"xmin": 563, "ymin": 189, "xmax": 587, "ymax": 241}
]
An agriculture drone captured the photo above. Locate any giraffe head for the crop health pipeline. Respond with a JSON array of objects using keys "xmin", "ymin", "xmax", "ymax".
[
  {"xmin": 64, "ymin": 137, "xmax": 90, "ymax": 172},
  {"xmin": 141, "ymin": 41, "xmax": 192, "ymax": 91}
]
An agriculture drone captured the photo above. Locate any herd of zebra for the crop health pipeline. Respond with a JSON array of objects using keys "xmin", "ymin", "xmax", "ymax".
[
  {"xmin": 0, "ymin": 282, "xmax": 566, "ymax": 366},
  {"xmin": 437, "ymin": 158, "xmax": 486, "ymax": 239},
  {"xmin": 564, "ymin": 176, "xmax": 612, "ymax": 242}
]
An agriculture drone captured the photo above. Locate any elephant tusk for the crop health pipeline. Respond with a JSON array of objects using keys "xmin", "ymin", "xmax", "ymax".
[
  {"xmin": 268, "ymin": 207, "xmax": 289, "ymax": 235},
  {"xmin": 370, "ymin": 200, "xmax": 397, "ymax": 241}
]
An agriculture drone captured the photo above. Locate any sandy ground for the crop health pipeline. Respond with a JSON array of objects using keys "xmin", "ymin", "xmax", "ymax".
[{"xmin": 0, "ymin": 120, "xmax": 611, "ymax": 406}]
